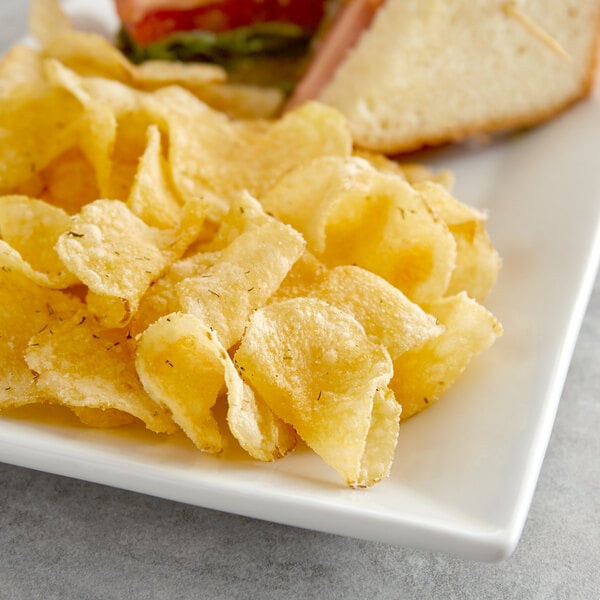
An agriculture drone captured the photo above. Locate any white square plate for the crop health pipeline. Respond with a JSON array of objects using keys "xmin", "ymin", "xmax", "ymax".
[{"xmin": 1, "ymin": 0, "xmax": 599, "ymax": 562}]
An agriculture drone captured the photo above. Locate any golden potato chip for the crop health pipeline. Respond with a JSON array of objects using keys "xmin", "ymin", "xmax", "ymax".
[
  {"xmin": 0, "ymin": 269, "xmax": 81, "ymax": 409},
  {"xmin": 202, "ymin": 192, "xmax": 272, "ymax": 252},
  {"xmin": 71, "ymin": 407, "xmax": 138, "ymax": 428},
  {"xmin": 415, "ymin": 181, "xmax": 501, "ymax": 302},
  {"xmin": 55, "ymin": 199, "xmax": 183, "ymax": 327},
  {"xmin": 135, "ymin": 313, "xmax": 225, "ymax": 453},
  {"xmin": 309, "ymin": 265, "xmax": 444, "ymax": 359},
  {"xmin": 225, "ymin": 369, "xmax": 297, "ymax": 463},
  {"xmin": 29, "ymin": 0, "xmax": 73, "ymax": 47},
  {"xmin": 352, "ymin": 149, "xmax": 407, "ymax": 179},
  {"xmin": 391, "ymin": 292, "xmax": 503, "ymax": 420},
  {"xmin": 0, "ymin": 45, "xmax": 46, "ymax": 98},
  {"xmin": 44, "ymin": 59, "xmax": 117, "ymax": 196},
  {"xmin": 31, "ymin": 0, "xmax": 132, "ymax": 82},
  {"xmin": 33, "ymin": 148, "xmax": 100, "ymax": 214},
  {"xmin": 24, "ymin": 309, "xmax": 175, "ymax": 433},
  {"xmin": 262, "ymin": 156, "xmax": 456, "ymax": 303},
  {"xmin": 129, "ymin": 250, "xmax": 220, "ymax": 339},
  {"xmin": 0, "ymin": 81, "xmax": 82, "ymax": 193},
  {"xmin": 142, "ymin": 86, "xmax": 237, "ymax": 220},
  {"xmin": 234, "ymin": 297, "xmax": 398, "ymax": 487},
  {"xmin": 249, "ymin": 101, "xmax": 352, "ymax": 198},
  {"xmin": 400, "ymin": 163, "xmax": 455, "ymax": 190},
  {"xmin": 127, "ymin": 125, "xmax": 182, "ymax": 229},
  {"xmin": 177, "ymin": 219, "xmax": 305, "ymax": 349},
  {"xmin": 0, "ymin": 195, "xmax": 77, "ymax": 288},
  {"xmin": 357, "ymin": 387, "xmax": 402, "ymax": 486},
  {"xmin": 271, "ymin": 251, "xmax": 326, "ymax": 302},
  {"xmin": 136, "ymin": 312, "xmax": 296, "ymax": 459},
  {"xmin": 143, "ymin": 89, "xmax": 351, "ymax": 218}
]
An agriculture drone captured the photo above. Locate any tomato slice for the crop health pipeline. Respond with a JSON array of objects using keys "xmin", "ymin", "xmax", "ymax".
[{"xmin": 115, "ymin": 0, "xmax": 328, "ymax": 45}]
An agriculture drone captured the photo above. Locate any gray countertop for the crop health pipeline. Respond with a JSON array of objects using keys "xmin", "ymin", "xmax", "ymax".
[{"xmin": 1, "ymin": 2, "xmax": 599, "ymax": 598}]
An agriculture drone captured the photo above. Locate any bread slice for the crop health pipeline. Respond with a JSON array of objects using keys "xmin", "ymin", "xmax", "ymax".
[{"xmin": 317, "ymin": 0, "xmax": 600, "ymax": 153}]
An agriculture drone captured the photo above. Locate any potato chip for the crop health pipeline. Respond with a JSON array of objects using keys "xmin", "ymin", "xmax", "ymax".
[
  {"xmin": 352, "ymin": 149, "xmax": 407, "ymax": 179},
  {"xmin": 0, "ymin": 269, "xmax": 81, "ymax": 409},
  {"xmin": 24, "ymin": 309, "xmax": 175, "ymax": 433},
  {"xmin": 249, "ymin": 101, "xmax": 352, "ymax": 198},
  {"xmin": 0, "ymin": 80, "xmax": 82, "ymax": 194},
  {"xmin": 33, "ymin": 148, "xmax": 100, "ymax": 214},
  {"xmin": 202, "ymin": 192, "xmax": 272, "ymax": 252},
  {"xmin": 391, "ymin": 292, "xmax": 503, "ymax": 420},
  {"xmin": 44, "ymin": 59, "xmax": 117, "ymax": 196},
  {"xmin": 271, "ymin": 251, "xmax": 326, "ymax": 302},
  {"xmin": 400, "ymin": 163, "xmax": 455, "ymax": 191},
  {"xmin": 0, "ymin": 45, "xmax": 46, "ymax": 98},
  {"xmin": 357, "ymin": 387, "xmax": 402, "ymax": 486},
  {"xmin": 135, "ymin": 313, "xmax": 225, "ymax": 452},
  {"xmin": 71, "ymin": 407, "xmax": 138, "ymax": 428},
  {"xmin": 225, "ymin": 367, "xmax": 297, "ymax": 463},
  {"xmin": 0, "ymin": 195, "xmax": 77, "ymax": 288},
  {"xmin": 55, "ymin": 199, "xmax": 177, "ymax": 327},
  {"xmin": 136, "ymin": 312, "xmax": 296, "ymax": 459},
  {"xmin": 129, "ymin": 250, "xmax": 220, "ymax": 339},
  {"xmin": 126, "ymin": 125, "xmax": 182, "ymax": 228},
  {"xmin": 177, "ymin": 219, "xmax": 305, "ymax": 349},
  {"xmin": 143, "ymin": 89, "xmax": 351, "ymax": 218},
  {"xmin": 29, "ymin": 0, "xmax": 73, "ymax": 47},
  {"xmin": 415, "ymin": 181, "xmax": 501, "ymax": 302},
  {"xmin": 262, "ymin": 155, "xmax": 456, "ymax": 304},
  {"xmin": 309, "ymin": 265, "xmax": 444, "ymax": 359},
  {"xmin": 234, "ymin": 297, "xmax": 398, "ymax": 487}
]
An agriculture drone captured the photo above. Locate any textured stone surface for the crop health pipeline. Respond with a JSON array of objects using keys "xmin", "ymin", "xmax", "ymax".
[{"xmin": 1, "ymin": 3, "xmax": 599, "ymax": 598}]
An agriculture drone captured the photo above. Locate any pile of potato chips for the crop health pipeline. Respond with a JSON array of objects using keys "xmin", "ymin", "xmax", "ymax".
[{"xmin": 0, "ymin": 0, "xmax": 502, "ymax": 487}]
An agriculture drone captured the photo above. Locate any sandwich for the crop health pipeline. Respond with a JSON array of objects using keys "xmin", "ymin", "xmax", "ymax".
[
  {"xmin": 116, "ymin": 0, "xmax": 600, "ymax": 153},
  {"xmin": 115, "ymin": 0, "xmax": 333, "ymax": 90}
]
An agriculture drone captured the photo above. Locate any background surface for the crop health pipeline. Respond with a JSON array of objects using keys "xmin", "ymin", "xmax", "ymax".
[{"xmin": 1, "ymin": 2, "xmax": 599, "ymax": 598}]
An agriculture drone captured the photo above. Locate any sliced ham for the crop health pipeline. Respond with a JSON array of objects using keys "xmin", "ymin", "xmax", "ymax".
[{"xmin": 287, "ymin": 0, "xmax": 385, "ymax": 110}]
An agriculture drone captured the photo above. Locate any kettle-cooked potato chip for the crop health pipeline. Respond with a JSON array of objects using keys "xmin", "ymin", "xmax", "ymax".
[
  {"xmin": 127, "ymin": 125, "xmax": 182, "ymax": 229},
  {"xmin": 262, "ymin": 155, "xmax": 457, "ymax": 303},
  {"xmin": 309, "ymin": 265, "xmax": 444, "ymax": 359},
  {"xmin": 25, "ymin": 309, "xmax": 176, "ymax": 433},
  {"xmin": 135, "ymin": 313, "xmax": 226, "ymax": 453},
  {"xmin": 0, "ymin": 195, "xmax": 77, "ymax": 288},
  {"xmin": 0, "ymin": 269, "xmax": 81, "ymax": 409},
  {"xmin": 0, "ymin": 81, "xmax": 82, "ymax": 194},
  {"xmin": 177, "ymin": 219, "xmax": 305, "ymax": 349},
  {"xmin": 234, "ymin": 297, "xmax": 399, "ymax": 487},
  {"xmin": 55, "ymin": 199, "xmax": 182, "ymax": 327},
  {"xmin": 32, "ymin": 148, "xmax": 100, "ymax": 214},
  {"xmin": 391, "ymin": 292, "xmax": 503, "ymax": 420},
  {"xmin": 136, "ymin": 312, "xmax": 296, "ymax": 460},
  {"xmin": 144, "ymin": 88, "xmax": 351, "ymax": 217},
  {"xmin": 415, "ymin": 181, "xmax": 501, "ymax": 302},
  {"xmin": 71, "ymin": 407, "xmax": 139, "ymax": 428}
]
